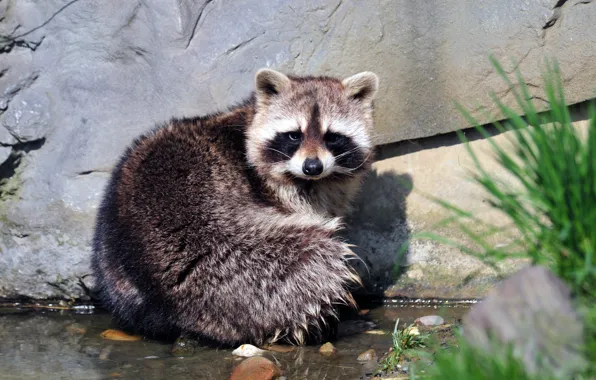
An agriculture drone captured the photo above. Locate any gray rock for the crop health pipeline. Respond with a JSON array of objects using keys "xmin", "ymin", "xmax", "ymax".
[
  {"xmin": 0, "ymin": 49, "xmax": 36, "ymax": 113},
  {"xmin": 463, "ymin": 266, "xmax": 587, "ymax": 378},
  {"xmin": 0, "ymin": 0, "xmax": 595, "ymax": 299},
  {"xmin": 0, "ymin": 126, "xmax": 18, "ymax": 145},
  {"xmin": 1, "ymin": 91, "xmax": 50, "ymax": 142}
]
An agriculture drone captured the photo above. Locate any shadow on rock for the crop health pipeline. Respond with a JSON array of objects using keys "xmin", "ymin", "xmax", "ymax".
[{"xmin": 343, "ymin": 169, "xmax": 413, "ymax": 298}]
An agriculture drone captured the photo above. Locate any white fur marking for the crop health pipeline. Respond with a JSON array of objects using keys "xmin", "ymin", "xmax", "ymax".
[
  {"xmin": 253, "ymin": 117, "xmax": 299, "ymax": 142},
  {"xmin": 288, "ymin": 153, "xmax": 305, "ymax": 178},
  {"xmin": 329, "ymin": 118, "xmax": 371, "ymax": 150},
  {"xmin": 321, "ymin": 116, "xmax": 329, "ymax": 134}
]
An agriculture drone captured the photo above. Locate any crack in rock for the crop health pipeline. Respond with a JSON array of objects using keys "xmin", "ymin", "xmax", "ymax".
[
  {"xmin": 0, "ymin": 0, "xmax": 83, "ymax": 53},
  {"xmin": 224, "ymin": 33, "xmax": 264, "ymax": 55},
  {"xmin": 185, "ymin": 0, "xmax": 215, "ymax": 49},
  {"xmin": 75, "ymin": 169, "xmax": 112, "ymax": 177},
  {"xmin": 2, "ymin": 0, "xmax": 82, "ymax": 43},
  {"xmin": 543, "ymin": 0, "xmax": 568, "ymax": 30}
]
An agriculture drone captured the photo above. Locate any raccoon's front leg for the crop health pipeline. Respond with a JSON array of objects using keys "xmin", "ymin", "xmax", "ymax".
[{"xmin": 268, "ymin": 236, "xmax": 360, "ymax": 345}]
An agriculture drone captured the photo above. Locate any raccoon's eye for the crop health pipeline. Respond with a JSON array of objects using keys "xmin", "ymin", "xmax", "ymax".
[
  {"xmin": 324, "ymin": 132, "xmax": 346, "ymax": 146},
  {"xmin": 286, "ymin": 131, "xmax": 302, "ymax": 141}
]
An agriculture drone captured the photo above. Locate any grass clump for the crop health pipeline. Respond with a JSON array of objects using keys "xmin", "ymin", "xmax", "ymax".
[
  {"xmin": 377, "ymin": 318, "xmax": 428, "ymax": 374},
  {"xmin": 404, "ymin": 56, "xmax": 596, "ymax": 379}
]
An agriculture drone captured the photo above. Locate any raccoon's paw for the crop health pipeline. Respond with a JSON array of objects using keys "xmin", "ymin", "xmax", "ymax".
[{"xmin": 270, "ymin": 241, "xmax": 361, "ymax": 345}]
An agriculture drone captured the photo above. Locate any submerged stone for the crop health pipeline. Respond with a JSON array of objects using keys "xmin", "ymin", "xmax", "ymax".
[
  {"xmin": 357, "ymin": 348, "xmax": 377, "ymax": 361},
  {"xmin": 100, "ymin": 329, "xmax": 141, "ymax": 342},
  {"xmin": 229, "ymin": 357, "xmax": 282, "ymax": 380},
  {"xmin": 318, "ymin": 342, "xmax": 337, "ymax": 356},
  {"xmin": 65, "ymin": 323, "xmax": 87, "ymax": 335}
]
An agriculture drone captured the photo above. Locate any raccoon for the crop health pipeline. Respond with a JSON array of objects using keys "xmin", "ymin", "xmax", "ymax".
[{"xmin": 91, "ymin": 68, "xmax": 379, "ymax": 346}]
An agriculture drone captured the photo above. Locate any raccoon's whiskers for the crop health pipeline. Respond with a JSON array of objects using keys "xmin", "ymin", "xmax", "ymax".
[
  {"xmin": 265, "ymin": 147, "xmax": 292, "ymax": 159},
  {"xmin": 332, "ymin": 168, "xmax": 356, "ymax": 177},
  {"xmin": 346, "ymin": 152, "xmax": 373, "ymax": 172},
  {"xmin": 333, "ymin": 147, "xmax": 362, "ymax": 160},
  {"xmin": 369, "ymin": 131, "xmax": 400, "ymax": 143}
]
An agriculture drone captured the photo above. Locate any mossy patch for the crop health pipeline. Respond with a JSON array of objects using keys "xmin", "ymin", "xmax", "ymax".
[
  {"xmin": 386, "ymin": 262, "xmax": 519, "ymax": 299},
  {"xmin": 0, "ymin": 151, "xmax": 24, "ymax": 204}
]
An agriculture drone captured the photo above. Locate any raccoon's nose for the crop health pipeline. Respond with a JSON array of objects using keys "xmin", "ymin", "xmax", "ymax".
[{"xmin": 303, "ymin": 158, "xmax": 324, "ymax": 176}]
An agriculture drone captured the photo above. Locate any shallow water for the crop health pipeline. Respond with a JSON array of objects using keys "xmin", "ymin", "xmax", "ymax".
[{"xmin": 0, "ymin": 303, "xmax": 471, "ymax": 380}]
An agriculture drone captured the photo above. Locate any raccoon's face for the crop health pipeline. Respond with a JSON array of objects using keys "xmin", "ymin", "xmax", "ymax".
[{"xmin": 247, "ymin": 69, "xmax": 379, "ymax": 182}]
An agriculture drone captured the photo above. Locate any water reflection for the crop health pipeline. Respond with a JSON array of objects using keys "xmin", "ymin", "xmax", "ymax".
[{"xmin": 0, "ymin": 305, "xmax": 468, "ymax": 380}]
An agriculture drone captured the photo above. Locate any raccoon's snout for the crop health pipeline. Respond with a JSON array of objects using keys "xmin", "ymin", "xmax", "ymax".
[{"xmin": 303, "ymin": 158, "xmax": 324, "ymax": 176}]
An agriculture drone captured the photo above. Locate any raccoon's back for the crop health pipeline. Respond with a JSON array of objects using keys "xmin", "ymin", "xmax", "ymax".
[{"xmin": 91, "ymin": 118, "xmax": 259, "ymax": 330}]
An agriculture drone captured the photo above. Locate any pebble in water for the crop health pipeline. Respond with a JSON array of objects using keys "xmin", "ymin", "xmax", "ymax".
[
  {"xmin": 232, "ymin": 344, "xmax": 267, "ymax": 357},
  {"xmin": 364, "ymin": 329, "xmax": 386, "ymax": 335},
  {"xmin": 100, "ymin": 329, "xmax": 141, "ymax": 341},
  {"xmin": 229, "ymin": 357, "xmax": 282, "ymax": 380},
  {"xmin": 415, "ymin": 315, "xmax": 445, "ymax": 326},
  {"xmin": 357, "ymin": 349, "xmax": 377, "ymax": 361},
  {"xmin": 318, "ymin": 342, "xmax": 337, "ymax": 356},
  {"xmin": 99, "ymin": 346, "xmax": 112, "ymax": 361},
  {"xmin": 65, "ymin": 323, "xmax": 87, "ymax": 335}
]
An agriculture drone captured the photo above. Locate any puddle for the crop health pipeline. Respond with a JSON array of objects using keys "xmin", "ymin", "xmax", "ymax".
[{"xmin": 0, "ymin": 302, "xmax": 471, "ymax": 380}]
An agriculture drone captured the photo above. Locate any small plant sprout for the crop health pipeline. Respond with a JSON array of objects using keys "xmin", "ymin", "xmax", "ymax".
[{"xmin": 378, "ymin": 318, "xmax": 428, "ymax": 374}]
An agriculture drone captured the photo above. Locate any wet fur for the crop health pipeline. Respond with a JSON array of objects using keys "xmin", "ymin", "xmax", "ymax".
[{"xmin": 92, "ymin": 71, "xmax": 377, "ymax": 346}]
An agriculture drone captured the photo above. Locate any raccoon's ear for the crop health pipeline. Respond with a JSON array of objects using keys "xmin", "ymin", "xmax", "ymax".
[
  {"xmin": 342, "ymin": 72, "xmax": 379, "ymax": 103},
  {"xmin": 255, "ymin": 69, "xmax": 291, "ymax": 97}
]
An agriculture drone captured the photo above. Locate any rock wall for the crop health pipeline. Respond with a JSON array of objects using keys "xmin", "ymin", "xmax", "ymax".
[{"xmin": 1, "ymin": 0, "xmax": 595, "ymax": 299}]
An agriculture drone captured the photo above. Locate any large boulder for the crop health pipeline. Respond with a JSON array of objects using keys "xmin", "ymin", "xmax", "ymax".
[{"xmin": 1, "ymin": 0, "xmax": 595, "ymax": 299}]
